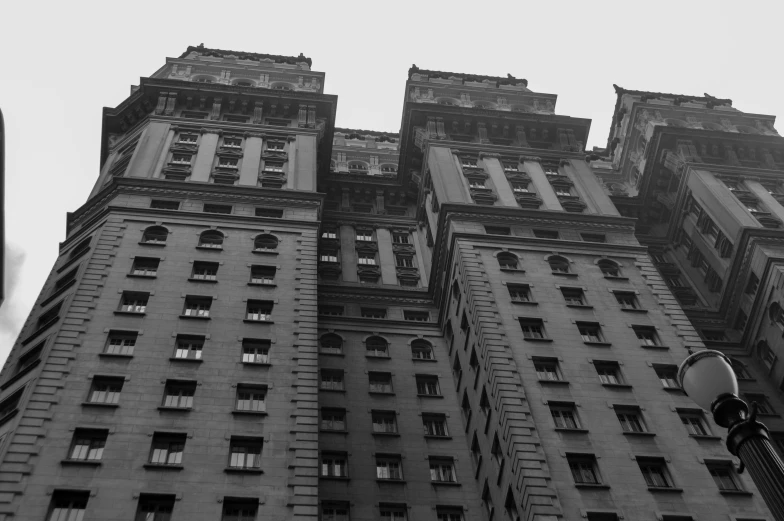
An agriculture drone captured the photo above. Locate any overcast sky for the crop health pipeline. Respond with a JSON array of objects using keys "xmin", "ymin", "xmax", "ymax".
[{"xmin": 0, "ymin": 0, "xmax": 782, "ymax": 365}]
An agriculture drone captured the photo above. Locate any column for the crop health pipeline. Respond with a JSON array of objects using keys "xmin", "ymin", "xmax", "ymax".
[
  {"xmin": 566, "ymin": 159, "xmax": 620, "ymax": 216},
  {"xmin": 238, "ymin": 134, "xmax": 263, "ymax": 186},
  {"xmin": 127, "ymin": 122, "xmax": 170, "ymax": 178},
  {"xmin": 412, "ymin": 229, "xmax": 430, "ymax": 286},
  {"xmin": 523, "ymin": 158, "xmax": 563, "ymax": 210},
  {"xmin": 152, "ymin": 127, "xmax": 176, "ymax": 178},
  {"xmin": 481, "ymin": 155, "xmax": 517, "ymax": 207},
  {"xmin": 191, "ymin": 130, "xmax": 219, "ymax": 183},
  {"xmin": 295, "ymin": 134, "xmax": 317, "ymax": 191},
  {"xmin": 746, "ymin": 180, "xmax": 784, "ymax": 224},
  {"xmin": 340, "ymin": 225, "xmax": 358, "ymax": 282},
  {"xmin": 428, "ymin": 146, "xmax": 471, "ymax": 204},
  {"xmin": 376, "ymin": 228, "xmax": 397, "ymax": 285}
]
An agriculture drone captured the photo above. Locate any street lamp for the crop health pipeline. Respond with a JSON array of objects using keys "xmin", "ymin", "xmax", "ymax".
[{"xmin": 678, "ymin": 349, "xmax": 784, "ymax": 520}]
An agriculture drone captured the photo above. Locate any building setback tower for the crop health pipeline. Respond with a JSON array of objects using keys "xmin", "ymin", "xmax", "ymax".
[{"xmin": 0, "ymin": 46, "xmax": 779, "ymax": 521}]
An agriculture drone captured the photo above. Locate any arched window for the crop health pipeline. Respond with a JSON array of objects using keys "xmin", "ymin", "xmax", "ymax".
[
  {"xmin": 142, "ymin": 226, "xmax": 168, "ymax": 244},
  {"xmin": 320, "ymin": 334, "xmax": 343, "ymax": 355},
  {"xmin": 769, "ymin": 302, "xmax": 782, "ymax": 324},
  {"xmin": 498, "ymin": 253, "xmax": 518, "ymax": 270},
  {"xmin": 68, "ymin": 236, "xmax": 93, "ymax": 259},
  {"xmin": 411, "ymin": 339, "xmax": 434, "ymax": 360},
  {"xmin": 548, "ymin": 255, "xmax": 570, "ymax": 274},
  {"xmin": 366, "ymin": 336, "xmax": 388, "ymax": 357},
  {"xmin": 598, "ymin": 260, "xmax": 621, "ymax": 277},
  {"xmin": 254, "ymin": 234, "xmax": 279, "ymax": 251},
  {"xmin": 198, "ymin": 230, "xmax": 224, "ymax": 249},
  {"xmin": 757, "ymin": 340, "xmax": 776, "ymax": 370},
  {"xmin": 729, "ymin": 358, "xmax": 750, "ymax": 380}
]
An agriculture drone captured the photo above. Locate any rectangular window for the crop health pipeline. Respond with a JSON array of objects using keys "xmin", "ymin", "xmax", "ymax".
[
  {"xmin": 322, "ymin": 229, "xmax": 338, "ymax": 239},
  {"xmin": 131, "ymin": 257, "xmax": 159, "ymax": 276},
  {"xmin": 174, "ymin": 335, "xmax": 204, "ymax": 360},
  {"xmin": 203, "ymin": 204, "xmax": 233, "ymax": 214},
  {"xmin": 48, "ymin": 491, "xmax": 89, "ymax": 521},
  {"xmin": 183, "ymin": 296, "xmax": 212, "ymax": 317},
  {"xmin": 88, "ymin": 377, "xmax": 124, "ymax": 404},
  {"xmin": 429, "ymin": 457, "xmax": 457, "ymax": 482},
  {"xmin": 746, "ymin": 273, "xmax": 760, "ymax": 294},
  {"xmin": 321, "ymin": 502, "xmax": 349, "ymax": 521},
  {"xmin": 436, "ymin": 507, "xmax": 464, "ymax": 521},
  {"xmin": 508, "ymin": 284, "xmax": 532, "ymax": 303},
  {"xmin": 361, "ymin": 308, "xmax": 386, "ymax": 319},
  {"xmin": 249, "ymin": 265, "xmax": 276, "ymax": 285},
  {"xmin": 416, "ymin": 375, "xmax": 441, "ymax": 396},
  {"xmin": 519, "ymin": 318, "xmax": 547, "ymax": 339},
  {"xmin": 135, "ymin": 494, "xmax": 175, "ymax": 521},
  {"xmin": 534, "ymin": 358, "xmax": 563, "ymax": 381},
  {"xmin": 321, "ymin": 408, "xmax": 346, "ymax": 431},
  {"xmin": 614, "ymin": 292, "xmax": 640, "ymax": 309},
  {"xmin": 485, "ymin": 226, "xmax": 511, "ymax": 235},
  {"xmin": 68, "ymin": 429, "xmax": 107, "ymax": 461},
  {"xmin": 595, "ymin": 361, "xmax": 624, "ymax": 385},
  {"xmin": 533, "ymin": 229, "xmax": 559, "ymax": 239},
  {"xmin": 633, "ymin": 326, "xmax": 660, "ymax": 346},
  {"xmin": 369, "ymin": 372, "xmax": 393, "ymax": 394},
  {"xmin": 320, "ymin": 252, "xmax": 338, "ymax": 263},
  {"xmin": 380, "ymin": 505, "xmax": 407, "ymax": 521},
  {"xmin": 356, "ymin": 230, "xmax": 373, "ymax": 241},
  {"xmin": 320, "ymin": 370, "xmax": 344, "ymax": 391},
  {"xmin": 581, "ymin": 233, "xmax": 606, "ymax": 243},
  {"xmin": 171, "ymin": 153, "xmax": 192, "ymax": 165},
  {"xmin": 655, "ymin": 365, "xmax": 680, "ymax": 389},
  {"xmin": 392, "ymin": 233, "xmax": 410, "ymax": 244},
  {"xmin": 638, "ymin": 458, "xmax": 673, "ymax": 488},
  {"xmin": 267, "ymin": 141, "xmax": 285, "ymax": 151},
  {"xmin": 395, "ymin": 255, "xmax": 414, "ymax": 268},
  {"xmin": 357, "ymin": 253, "xmax": 376, "ymax": 265},
  {"xmin": 423, "ymin": 413, "xmax": 449, "ymax": 437},
  {"xmin": 376, "ymin": 455, "xmax": 403, "ymax": 480},
  {"xmin": 679, "ymin": 411, "xmax": 710, "ymax": 436},
  {"xmin": 615, "ymin": 407, "xmax": 647, "ymax": 433},
  {"xmin": 236, "ymin": 385, "xmax": 266, "ymax": 413},
  {"xmin": 744, "ymin": 394, "xmax": 775, "ymax": 415},
  {"xmin": 149, "ymin": 433, "xmax": 186, "ymax": 466},
  {"xmin": 246, "ymin": 300, "xmax": 273, "ymax": 321},
  {"xmin": 162, "ymin": 380, "xmax": 196, "ymax": 409},
  {"xmin": 53, "ymin": 269, "xmax": 78, "ymax": 294},
  {"xmin": 511, "ymin": 182, "xmax": 529, "ymax": 193},
  {"xmin": 321, "ymin": 452, "xmax": 348, "ymax": 477},
  {"xmin": 372, "ymin": 411, "xmax": 398, "ymax": 434},
  {"xmin": 568, "ymin": 454, "xmax": 600, "ymax": 484},
  {"xmin": 262, "ymin": 161, "xmax": 284, "ymax": 173},
  {"xmin": 707, "ymin": 462, "xmax": 740, "ymax": 491},
  {"xmin": 702, "ymin": 330, "xmax": 727, "ymax": 342},
  {"xmin": 254, "ymin": 208, "xmax": 283, "ymax": 218},
  {"xmin": 578, "ymin": 322, "xmax": 604, "ymax": 343},
  {"xmin": 404, "ymin": 311, "xmax": 430, "ymax": 322},
  {"xmin": 191, "ymin": 261, "xmax": 218, "ymax": 281},
  {"xmin": 318, "ymin": 305, "xmax": 344, "ymax": 316},
  {"xmin": 242, "ymin": 339, "xmax": 270, "ymax": 364},
  {"xmin": 150, "ymin": 199, "xmax": 180, "ymax": 210},
  {"xmin": 223, "ymin": 136, "xmax": 242, "ymax": 148},
  {"xmin": 229, "ymin": 437, "xmax": 263, "ymax": 470},
  {"xmin": 561, "ymin": 287, "xmax": 585, "ymax": 306},
  {"xmin": 222, "ymin": 498, "xmax": 258, "ymax": 521},
  {"xmin": 104, "ymin": 331, "xmax": 137, "ymax": 356},
  {"xmin": 177, "ymin": 133, "xmax": 198, "ymax": 144},
  {"xmin": 14, "ymin": 342, "xmax": 43, "ymax": 373},
  {"xmin": 119, "ymin": 291, "xmax": 148, "ymax": 313},
  {"xmin": 550, "ymin": 403, "xmax": 581, "ymax": 430}
]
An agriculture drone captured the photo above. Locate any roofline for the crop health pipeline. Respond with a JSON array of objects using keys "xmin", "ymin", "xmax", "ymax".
[{"xmin": 179, "ymin": 45, "xmax": 313, "ymax": 67}]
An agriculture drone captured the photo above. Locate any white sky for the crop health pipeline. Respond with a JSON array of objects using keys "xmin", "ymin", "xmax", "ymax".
[{"xmin": 1, "ymin": 0, "xmax": 782, "ymax": 365}]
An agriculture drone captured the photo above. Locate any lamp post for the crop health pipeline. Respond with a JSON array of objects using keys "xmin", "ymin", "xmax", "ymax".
[{"xmin": 678, "ymin": 350, "xmax": 784, "ymax": 520}]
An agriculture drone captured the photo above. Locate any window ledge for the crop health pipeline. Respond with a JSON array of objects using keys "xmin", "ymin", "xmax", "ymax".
[
  {"xmin": 689, "ymin": 434, "xmax": 722, "ymax": 441},
  {"xmin": 539, "ymin": 379, "xmax": 570, "ymax": 385},
  {"xmin": 641, "ymin": 345, "xmax": 669, "ymax": 350},
  {"xmin": 757, "ymin": 412, "xmax": 781, "ymax": 418},
  {"xmin": 620, "ymin": 308, "xmax": 648, "ymax": 313},
  {"xmin": 242, "ymin": 362, "xmax": 271, "ymax": 367},
  {"xmin": 1, "ymin": 360, "xmax": 42, "ymax": 390},
  {"xmin": 224, "ymin": 467, "xmax": 264, "ymax": 474},
  {"xmin": 566, "ymin": 304, "xmax": 594, "ymax": 309},
  {"xmin": 583, "ymin": 342, "xmax": 612, "ymax": 347},
  {"xmin": 623, "ymin": 431, "xmax": 656, "ymax": 437},
  {"xmin": 188, "ymin": 278, "xmax": 218, "ymax": 283},
  {"xmin": 113, "ymin": 311, "xmax": 146, "ymax": 317},
  {"xmin": 319, "ymin": 352, "xmax": 345, "ymax": 357},
  {"xmin": 377, "ymin": 479, "xmax": 406, "ymax": 484},
  {"xmin": 499, "ymin": 268, "xmax": 526, "ymax": 273},
  {"xmin": 169, "ymin": 357, "xmax": 203, "ymax": 363},
  {"xmin": 320, "ymin": 476, "xmax": 350, "ymax": 481},
  {"xmin": 372, "ymin": 432, "xmax": 400, "ymax": 437},
  {"xmin": 127, "ymin": 273, "xmax": 157, "ymax": 279},
  {"xmin": 158, "ymin": 406, "xmax": 192, "ymax": 412},
  {"xmin": 232, "ymin": 410, "xmax": 268, "ymax": 416},
  {"xmin": 511, "ymin": 301, "xmax": 539, "ymax": 306},
  {"xmin": 523, "ymin": 338, "xmax": 553, "ymax": 343},
  {"xmin": 412, "ymin": 358, "xmax": 438, "ymax": 362},
  {"xmin": 81, "ymin": 402, "xmax": 119, "ymax": 408},
  {"xmin": 424, "ymin": 435, "xmax": 453, "ymax": 440},
  {"xmin": 662, "ymin": 387, "xmax": 684, "ymax": 393},
  {"xmin": 554, "ymin": 428, "xmax": 589, "ymax": 433},
  {"xmin": 143, "ymin": 464, "xmax": 184, "ymax": 471},
  {"xmin": 417, "ymin": 394, "xmax": 444, "ymax": 399},
  {"xmin": 320, "ymin": 388, "xmax": 346, "ymax": 393},
  {"xmin": 647, "ymin": 487, "xmax": 683, "ymax": 493},
  {"xmin": 252, "ymin": 250, "xmax": 279, "ymax": 255},
  {"xmin": 248, "ymin": 282, "xmax": 277, "ymax": 287},
  {"xmin": 368, "ymin": 391, "xmax": 396, "ymax": 396},
  {"xmin": 575, "ymin": 484, "xmax": 610, "ymax": 489},
  {"xmin": 98, "ymin": 352, "xmax": 134, "ymax": 360},
  {"xmin": 719, "ymin": 489, "xmax": 753, "ymax": 496},
  {"xmin": 366, "ymin": 355, "xmax": 391, "ymax": 360},
  {"xmin": 602, "ymin": 383, "xmax": 633, "ymax": 389},
  {"xmin": 138, "ymin": 242, "xmax": 166, "ymax": 247},
  {"xmin": 195, "ymin": 246, "xmax": 223, "ymax": 251},
  {"xmin": 61, "ymin": 459, "xmax": 102, "ymax": 467},
  {"xmin": 604, "ymin": 276, "xmax": 629, "ymax": 281},
  {"xmin": 180, "ymin": 315, "xmax": 211, "ymax": 320},
  {"xmin": 320, "ymin": 429, "xmax": 349, "ymax": 435},
  {"xmin": 552, "ymin": 272, "xmax": 578, "ymax": 277},
  {"xmin": 243, "ymin": 319, "xmax": 274, "ymax": 324},
  {"xmin": 431, "ymin": 481, "xmax": 461, "ymax": 487}
]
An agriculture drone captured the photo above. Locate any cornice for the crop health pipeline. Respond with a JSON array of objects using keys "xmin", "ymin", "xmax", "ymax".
[
  {"xmin": 178, "ymin": 45, "xmax": 313, "ymax": 67},
  {"xmin": 439, "ymin": 203, "xmax": 638, "ymax": 231},
  {"xmin": 318, "ymin": 290, "xmax": 433, "ymax": 305},
  {"xmin": 321, "ymin": 212, "xmax": 417, "ymax": 228}
]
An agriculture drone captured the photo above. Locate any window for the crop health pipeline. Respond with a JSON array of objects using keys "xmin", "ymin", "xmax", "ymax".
[
  {"xmin": 511, "ymin": 182, "xmax": 529, "ymax": 193},
  {"xmin": 87, "ymin": 377, "xmax": 123, "ymax": 404},
  {"xmin": 561, "ymin": 287, "xmax": 585, "ymax": 306},
  {"xmin": 131, "ymin": 257, "xmax": 159, "ymax": 276},
  {"xmin": 356, "ymin": 230, "xmax": 373, "ymax": 241},
  {"xmin": 665, "ymin": 276, "xmax": 686, "ymax": 287},
  {"xmin": 171, "ymin": 153, "xmax": 192, "ymax": 165},
  {"xmin": 198, "ymin": 230, "xmax": 224, "ymax": 248},
  {"xmin": 321, "ymin": 503, "xmax": 349, "ymax": 521},
  {"xmin": 707, "ymin": 462, "xmax": 741, "ymax": 491},
  {"xmin": 578, "ymin": 322, "xmax": 604, "ymax": 343},
  {"xmin": 497, "ymin": 252, "xmax": 518, "ymax": 269},
  {"xmin": 191, "ymin": 261, "xmax": 218, "ymax": 281},
  {"xmin": 376, "ymin": 454, "xmax": 403, "ymax": 480},
  {"xmin": 358, "ymin": 252, "xmax": 377, "ymax": 265},
  {"xmin": 249, "ymin": 265, "xmax": 276, "ymax": 285},
  {"xmin": 548, "ymin": 255, "xmax": 570, "ymax": 273},
  {"xmin": 203, "ymin": 204, "xmax": 232, "ymax": 214},
  {"xmin": 436, "ymin": 507, "xmax": 464, "ymax": 521},
  {"xmin": 616, "ymin": 407, "xmax": 647, "ymax": 433},
  {"xmin": 586, "ymin": 514, "xmax": 620, "ymax": 521},
  {"xmin": 758, "ymin": 341, "xmax": 776, "ymax": 369},
  {"xmin": 183, "ymin": 296, "xmax": 212, "ymax": 318},
  {"xmin": 321, "ymin": 408, "xmax": 346, "ymax": 431},
  {"xmin": 550, "ymin": 403, "xmax": 581, "ymax": 430},
  {"xmin": 468, "ymin": 179, "xmax": 486, "ymax": 189},
  {"xmin": 369, "ymin": 372, "xmax": 393, "ymax": 393},
  {"xmin": 229, "ymin": 437, "xmax": 263, "ymax": 470},
  {"xmin": 380, "ymin": 505, "xmax": 407, "ymax": 521},
  {"xmin": 68, "ymin": 429, "xmax": 107, "ymax": 461},
  {"xmin": 598, "ymin": 260, "xmax": 621, "ymax": 277},
  {"xmin": 267, "ymin": 140, "xmax": 285, "ymax": 151},
  {"xmin": 461, "ymin": 393, "xmax": 472, "ymax": 423},
  {"xmin": 519, "ymin": 318, "xmax": 546, "ymax": 339},
  {"xmin": 135, "ymin": 494, "xmax": 174, "ymax": 521},
  {"xmin": 744, "ymin": 393, "xmax": 775, "ymax": 415},
  {"xmin": 319, "ymin": 306, "xmax": 344, "ymax": 318},
  {"xmin": 320, "ymin": 251, "xmax": 338, "ymax": 263},
  {"xmin": 321, "ymin": 370, "xmax": 344, "ymax": 391},
  {"xmin": 404, "ymin": 310, "xmax": 430, "ymax": 322},
  {"xmin": 429, "ymin": 457, "xmax": 457, "ymax": 483},
  {"xmin": 242, "ymin": 339, "xmax": 270, "ymax": 364},
  {"xmin": 174, "ymin": 335, "xmax": 204, "ymax": 360},
  {"xmin": 533, "ymin": 229, "xmax": 559, "ymax": 239},
  {"xmin": 321, "ymin": 452, "xmax": 348, "ymax": 477},
  {"xmin": 730, "ymin": 359, "xmax": 751, "ymax": 380},
  {"xmin": 53, "ymin": 268, "xmax": 78, "ymax": 293},
  {"xmin": 162, "ymin": 380, "xmax": 195, "ymax": 409},
  {"xmin": 638, "ymin": 458, "xmax": 674, "ymax": 488},
  {"xmin": 703, "ymin": 330, "xmax": 727, "ymax": 342},
  {"xmin": 416, "ymin": 375, "xmax": 441, "ymax": 396},
  {"xmin": 321, "ymin": 229, "xmax": 338, "ymax": 239},
  {"xmin": 485, "ymin": 226, "xmax": 511, "ymax": 235},
  {"xmin": 177, "ymin": 133, "xmax": 198, "ymax": 144},
  {"xmin": 491, "ymin": 436, "xmax": 504, "ymax": 469},
  {"xmin": 567, "ymin": 454, "xmax": 601, "ymax": 485},
  {"xmin": 221, "ymin": 499, "xmax": 258, "ymax": 521},
  {"xmin": 633, "ymin": 326, "xmax": 660, "ymax": 347},
  {"xmin": 119, "ymin": 291, "xmax": 148, "ymax": 313},
  {"xmin": 614, "ymin": 292, "xmax": 640, "ymax": 310},
  {"xmin": 149, "ymin": 433, "xmax": 185, "ymax": 466},
  {"xmin": 235, "ymin": 384, "xmax": 267, "ymax": 413},
  {"xmin": 48, "ymin": 491, "xmax": 89, "ymax": 521},
  {"xmin": 392, "ymin": 233, "xmax": 410, "ymax": 244},
  {"xmin": 582, "ymin": 233, "xmax": 606, "ymax": 243},
  {"xmin": 411, "ymin": 339, "xmax": 434, "ymax": 360},
  {"xmin": 36, "ymin": 301, "xmax": 62, "ymax": 330},
  {"xmin": 14, "ymin": 342, "xmax": 44, "ymax": 373},
  {"xmin": 735, "ymin": 309, "xmax": 748, "ymax": 331},
  {"xmin": 534, "ymin": 358, "xmax": 563, "ymax": 382},
  {"xmin": 319, "ymin": 334, "xmax": 343, "ymax": 355},
  {"xmin": 746, "ymin": 273, "xmax": 760, "ymax": 294},
  {"xmin": 655, "ymin": 365, "xmax": 680, "ymax": 389},
  {"xmin": 142, "ymin": 227, "xmax": 169, "ymax": 245},
  {"xmin": 423, "ymin": 414, "xmax": 449, "ymax": 436},
  {"xmin": 395, "ymin": 255, "xmax": 414, "ymax": 268},
  {"xmin": 223, "ymin": 136, "xmax": 242, "ymax": 148},
  {"xmin": 372, "ymin": 411, "xmax": 398, "ymax": 434},
  {"xmin": 508, "ymin": 284, "xmax": 532, "ymax": 302},
  {"xmin": 253, "ymin": 234, "xmax": 278, "ymax": 251},
  {"xmin": 245, "ymin": 300, "xmax": 273, "ymax": 321},
  {"xmin": 595, "ymin": 361, "xmax": 623, "ymax": 385},
  {"xmin": 480, "ymin": 389, "xmax": 492, "ymax": 419},
  {"xmin": 365, "ymin": 336, "xmax": 388, "ymax": 357},
  {"xmin": 679, "ymin": 411, "xmax": 710, "ymax": 436}
]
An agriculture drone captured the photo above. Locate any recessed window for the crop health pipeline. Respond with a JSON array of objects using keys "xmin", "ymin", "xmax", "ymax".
[
  {"xmin": 369, "ymin": 372, "xmax": 393, "ymax": 393},
  {"xmin": 320, "ymin": 369, "xmax": 344, "ymax": 391},
  {"xmin": 68, "ymin": 429, "xmax": 107, "ymax": 462},
  {"xmin": 171, "ymin": 153, "xmax": 192, "ymax": 165},
  {"xmin": 533, "ymin": 357, "xmax": 563, "ymax": 382},
  {"xmin": 361, "ymin": 308, "xmax": 386, "ymax": 320},
  {"xmin": 380, "ymin": 504, "xmax": 407, "ymax": 521},
  {"xmin": 436, "ymin": 507, "xmax": 464, "ymax": 521},
  {"xmin": 358, "ymin": 252, "xmax": 377, "ymax": 265},
  {"xmin": 162, "ymin": 380, "xmax": 196, "ymax": 409},
  {"xmin": 142, "ymin": 226, "xmax": 168, "ymax": 244},
  {"xmin": 87, "ymin": 376, "xmax": 124, "ymax": 404},
  {"xmin": 254, "ymin": 234, "xmax": 278, "ymax": 251},
  {"xmin": 577, "ymin": 322, "xmax": 605, "ymax": 343},
  {"xmin": 48, "ymin": 491, "xmax": 89, "ymax": 521},
  {"xmin": 376, "ymin": 454, "xmax": 403, "ymax": 480},
  {"xmin": 322, "ymin": 229, "xmax": 338, "ymax": 239},
  {"xmin": 14, "ymin": 342, "xmax": 44, "ymax": 373},
  {"xmin": 707, "ymin": 462, "xmax": 741, "ymax": 492},
  {"xmin": 485, "ymin": 226, "xmax": 511, "ymax": 235},
  {"xmin": 730, "ymin": 359, "xmax": 751, "ymax": 380},
  {"xmin": 318, "ymin": 306, "xmax": 344, "ymax": 317},
  {"xmin": 744, "ymin": 393, "xmax": 775, "ymax": 415},
  {"xmin": 183, "ymin": 296, "xmax": 212, "ymax": 318},
  {"xmin": 198, "ymin": 230, "xmax": 224, "ymax": 249},
  {"xmin": 615, "ymin": 407, "xmax": 647, "ymax": 433},
  {"xmin": 319, "ymin": 334, "xmax": 343, "ymax": 355},
  {"xmin": 203, "ymin": 204, "xmax": 232, "ymax": 214},
  {"xmin": 242, "ymin": 339, "xmax": 270, "ymax": 364},
  {"xmin": 399, "ymin": 277, "xmax": 419, "ymax": 287},
  {"xmin": 468, "ymin": 178, "xmax": 486, "ymax": 189},
  {"xmin": 228, "ymin": 437, "xmax": 263, "ymax": 471},
  {"xmin": 246, "ymin": 300, "xmax": 273, "ymax": 321},
  {"xmin": 511, "ymin": 182, "xmax": 529, "ymax": 193},
  {"xmin": 174, "ymin": 335, "xmax": 204, "ymax": 361},
  {"xmin": 149, "ymin": 433, "xmax": 186, "ymax": 466},
  {"xmin": 411, "ymin": 339, "xmax": 434, "ymax": 360},
  {"xmin": 598, "ymin": 259, "xmax": 621, "ymax": 277},
  {"xmin": 52, "ymin": 268, "xmax": 78, "ymax": 293},
  {"xmin": 321, "ymin": 452, "xmax": 348, "ymax": 477},
  {"xmin": 567, "ymin": 454, "xmax": 601, "ymax": 485},
  {"xmin": 404, "ymin": 310, "xmax": 430, "ymax": 322},
  {"xmin": 678, "ymin": 410, "xmax": 711, "ymax": 436},
  {"xmin": 267, "ymin": 141, "xmax": 285, "ymax": 151},
  {"xmin": 519, "ymin": 318, "xmax": 547, "ymax": 340},
  {"xmin": 321, "ymin": 408, "xmax": 346, "ymax": 431},
  {"xmin": 372, "ymin": 410, "xmax": 398, "ymax": 434},
  {"xmin": 320, "ymin": 251, "xmax": 338, "ymax": 263},
  {"xmin": 637, "ymin": 457, "xmax": 674, "ymax": 488},
  {"xmin": 746, "ymin": 273, "xmax": 760, "ymax": 294},
  {"xmin": 416, "ymin": 375, "xmax": 441, "ymax": 396},
  {"xmin": 423, "ymin": 413, "xmax": 449, "ymax": 436},
  {"xmin": 150, "ymin": 199, "xmax": 180, "ymax": 210},
  {"xmin": 131, "ymin": 257, "xmax": 159, "ymax": 277},
  {"xmin": 222, "ymin": 498, "xmax": 258, "ymax": 521},
  {"xmin": 236, "ymin": 385, "xmax": 266, "ymax": 413},
  {"xmin": 392, "ymin": 233, "xmax": 410, "ymax": 244},
  {"xmin": 192, "ymin": 261, "xmax": 218, "ymax": 281},
  {"xmin": 614, "ymin": 291, "xmax": 640, "ymax": 310},
  {"xmin": 633, "ymin": 326, "xmax": 660, "ymax": 347},
  {"xmin": 429, "ymin": 457, "xmax": 457, "ymax": 483},
  {"xmin": 119, "ymin": 291, "xmax": 148, "ymax": 313},
  {"xmin": 321, "ymin": 502, "xmax": 350, "ymax": 521},
  {"xmin": 533, "ymin": 229, "xmax": 559, "ymax": 239},
  {"xmin": 654, "ymin": 365, "xmax": 680, "ymax": 389},
  {"xmin": 595, "ymin": 361, "xmax": 624, "ymax": 385},
  {"xmin": 548, "ymin": 255, "xmax": 570, "ymax": 273},
  {"xmin": 561, "ymin": 287, "xmax": 585, "ymax": 306},
  {"xmin": 223, "ymin": 136, "xmax": 242, "ymax": 148},
  {"xmin": 262, "ymin": 161, "xmax": 284, "ymax": 173},
  {"xmin": 586, "ymin": 513, "xmax": 620, "ymax": 521},
  {"xmin": 250, "ymin": 265, "xmax": 276, "ymax": 285},
  {"xmin": 508, "ymin": 284, "xmax": 532, "ymax": 302},
  {"xmin": 395, "ymin": 255, "xmax": 414, "ymax": 268},
  {"xmin": 255, "ymin": 208, "xmax": 283, "ymax": 218},
  {"xmin": 582, "ymin": 233, "xmax": 606, "ymax": 243},
  {"xmin": 177, "ymin": 133, "xmax": 198, "ymax": 144},
  {"xmin": 366, "ymin": 336, "xmax": 389, "ymax": 357},
  {"xmin": 550, "ymin": 403, "xmax": 581, "ymax": 430},
  {"xmin": 702, "ymin": 330, "xmax": 727, "ymax": 342},
  {"xmin": 497, "ymin": 252, "xmax": 519, "ymax": 270},
  {"xmin": 37, "ymin": 301, "xmax": 63, "ymax": 330}
]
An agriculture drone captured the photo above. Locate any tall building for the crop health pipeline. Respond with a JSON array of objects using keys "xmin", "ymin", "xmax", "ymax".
[{"xmin": 0, "ymin": 45, "xmax": 780, "ymax": 521}]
